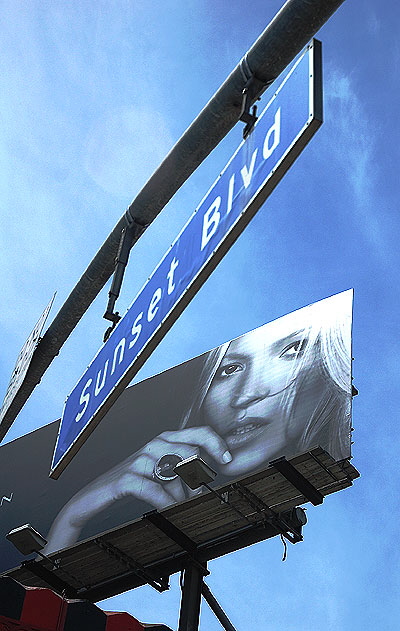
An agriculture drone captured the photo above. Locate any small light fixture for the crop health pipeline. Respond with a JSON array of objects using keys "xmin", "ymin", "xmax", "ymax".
[
  {"xmin": 6, "ymin": 524, "xmax": 47, "ymax": 556},
  {"xmin": 290, "ymin": 507, "xmax": 307, "ymax": 527},
  {"xmin": 174, "ymin": 455, "xmax": 217, "ymax": 490},
  {"xmin": 174, "ymin": 456, "xmax": 252, "ymax": 526}
]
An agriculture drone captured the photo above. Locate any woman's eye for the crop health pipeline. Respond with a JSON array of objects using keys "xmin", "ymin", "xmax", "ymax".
[
  {"xmin": 217, "ymin": 363, "xmax": 244, "ymax": 378},
  {"xmin": 279, "ymin": 339, "xmax": 308, "ymax": 360}
]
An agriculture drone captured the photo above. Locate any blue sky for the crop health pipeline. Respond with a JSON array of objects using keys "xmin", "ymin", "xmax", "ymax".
[{"xmin": 1, "ymin": 1, "xmax": 399, "ymax": 629}]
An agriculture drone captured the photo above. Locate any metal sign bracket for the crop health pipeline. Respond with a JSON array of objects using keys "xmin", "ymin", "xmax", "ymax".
[
  {"xmin": 103, "ymin": 218, "xmax": 148, "ymax": 342},
  {"xmin": 239, "ymin": 73, "xmax": 273, "ymax": 139}
]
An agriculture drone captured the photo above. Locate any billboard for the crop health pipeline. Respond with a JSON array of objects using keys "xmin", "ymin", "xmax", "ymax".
[
  {"xmin": 0, "ymin": 290, "xmax": 352, "ymax": 574},
  {"xmin": 51, "ymin": 40, "xmax": 323, "ymax": 478}
]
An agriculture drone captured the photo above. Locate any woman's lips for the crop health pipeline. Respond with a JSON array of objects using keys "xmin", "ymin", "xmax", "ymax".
[{"xmin": 224, "ymin": 418, "xmax": 269, "ymax": 449}]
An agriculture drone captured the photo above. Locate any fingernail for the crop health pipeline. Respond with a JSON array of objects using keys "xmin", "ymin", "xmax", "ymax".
[{"xmin": 222, "ymin": 450, "xmax": 232, "ymax": 463}]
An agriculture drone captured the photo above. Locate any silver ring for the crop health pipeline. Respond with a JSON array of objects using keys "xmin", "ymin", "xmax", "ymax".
[{"xmin": 153, "ymin": 454, "xmax": 184, "ymax": 481}]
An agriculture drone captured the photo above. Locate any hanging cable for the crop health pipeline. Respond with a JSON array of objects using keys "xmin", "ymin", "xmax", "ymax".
[{"xmin": 280, "ymin": 534, "xmax": 288, "ymax": 561}]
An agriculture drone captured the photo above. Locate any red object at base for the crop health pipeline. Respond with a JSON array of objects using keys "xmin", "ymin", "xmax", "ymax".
[
  {"xmin": 0, "ymin": 578, "xmax": 173, "ymax": 631},
  {"xmin": 103, "ymin": 612, "xmax": 146, "ymax": 631},
  {"xmin": 21, "ymin": 586, "xmax": 64, "ymax": 630}
]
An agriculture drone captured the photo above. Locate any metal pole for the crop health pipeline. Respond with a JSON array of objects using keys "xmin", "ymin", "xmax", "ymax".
[
  {"xmin": 0, "ymin": 0, "xmax": 345, "ymax": 440},
  {"xmin": 201, "ymin": 582, "xmax": 238, "ymax": 631},
  {"xmin": 178, "ymin": 563, "xmax": 205, "ymax": 631}
]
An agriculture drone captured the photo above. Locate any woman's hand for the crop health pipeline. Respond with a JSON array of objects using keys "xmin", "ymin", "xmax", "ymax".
[
  {"xmin": 43, "ymin": 426, "xmax": 231, "ymax": 554},
  {"xmin": 113, "ymin": 426, "xmax": 232, "ymax": 505}
]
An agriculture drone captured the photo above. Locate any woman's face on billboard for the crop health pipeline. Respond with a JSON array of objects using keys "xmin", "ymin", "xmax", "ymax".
[{"xmin": 202, "ymin": 323, "xmax": 323, "ymax": 477}]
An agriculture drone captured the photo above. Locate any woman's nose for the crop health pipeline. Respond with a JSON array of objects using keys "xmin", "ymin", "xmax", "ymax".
[{"xmin": 230, "ymin": 379, "xmax": 270, "ymax": 409}]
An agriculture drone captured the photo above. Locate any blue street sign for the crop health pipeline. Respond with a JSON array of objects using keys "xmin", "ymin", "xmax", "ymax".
[{"xmin": 51, "ymin": 40, "xmax": 322, "ymax": 478}]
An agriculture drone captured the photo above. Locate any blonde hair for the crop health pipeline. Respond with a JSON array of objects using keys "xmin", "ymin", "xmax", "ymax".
[{"xmin": 180, "ymin": 292, "xmax": 352, "ymax": 462}]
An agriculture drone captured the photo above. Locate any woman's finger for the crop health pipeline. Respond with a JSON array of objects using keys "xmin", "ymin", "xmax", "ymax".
[
  {"xmin": 163, "ymin": 477, "xmax": 187, "ymax": 503},
  {"xmin": 138, "ymin": 440, "xmax": 200, "ymax": 464},
  {"xmin": 114, "ymin": 455, "xmax": 188, "ymax": 504},
  {"xmin": 159, "ymin": 427, "xmax": 232, "ymax": 464},
  {"xmin": 116, "ymin": 471, "xmax": 177, "ymax": 509}
]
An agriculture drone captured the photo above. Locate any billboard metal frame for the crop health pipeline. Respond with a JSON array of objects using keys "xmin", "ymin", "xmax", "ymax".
[{"xmin": 4, "ymin": 447, "xmax": 359, "ymax": 603}]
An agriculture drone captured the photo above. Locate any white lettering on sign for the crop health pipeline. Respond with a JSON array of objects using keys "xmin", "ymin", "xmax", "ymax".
[
  {"xmin": 263, "ymin": 108, "xmax": 281, "ymax": 159},
  {"xmin": 73, "ymin": 107, "xmax": 282, "ymax": 425},
  {"xmin": 147, "ymin": 287, "xmax": 162, "ymax": 322},
  {"xmin": 240, "ymin": 148, "xmax": 258, "ymax": 188},
  {"xmin": 129, "ymin": 312, "xmax": 143, "ymax": 349},
  {"xmin": 95, "ymin": 360, "xmax": 109, "ymax": 396},
  {"xmin": 75, "ymin": 378, "xmax": 92, "ymax": 422},
  {"xmin": 201, "ymin": 196, "xmax": 222, "ymax": 251},
  {"xmin": 111, "ymin": 338, "xmax": 126, "ymax": 375},
  {"xmin": 167, "ymin": 257, "xmax": 179, "ymax": 294},
  {"xmin": 201, "ymin": 108, "xmax": 281, "ymax": 252},
  {"xmin": 227, "ymin": 174, "xmax": 235, "ymax": 215}
]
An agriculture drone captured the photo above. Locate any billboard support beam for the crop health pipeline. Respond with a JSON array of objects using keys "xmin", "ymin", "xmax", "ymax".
[
  {"xmin": 144, "ymin": 511, "xmax": 199, "ymax": 555},
  {"xmin": 178, "ymin": 561, "xmax": 206, "ymax": 631},
  {"xmin": 201, "ymin": 582, "xmax": 238, "ymax": 631},
  {"xmin": 93, "ymin": 538, "xmax": 169, "ymax": 593},
  {"xmin": 20, "ymin": 560, "xmax": 77, "ymax": 599},
  {"xmin": 0, "ymin": 0, "xmax": 345, "ymax": 442},
  {"xmin": 271, "ymin": 456, "xmax": 324, "ymax": 505},
  {"xmin": 232, "ymin": 482, "xmax": 304, "ymax": 543},
  {"xmin": 143, "ymin": 510, "xmax": 209, "ymax": 575}
]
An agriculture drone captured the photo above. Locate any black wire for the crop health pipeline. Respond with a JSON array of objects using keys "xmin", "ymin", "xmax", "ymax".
[{"xmin": 280, "ymin": 534, "xmax": 288, "ymax": 562}]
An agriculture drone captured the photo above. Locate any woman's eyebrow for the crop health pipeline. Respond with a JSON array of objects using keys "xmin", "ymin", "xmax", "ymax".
[
  {"xmin": 221, "ymin": 329, "xmax": 307, "ymax": 362},
  {"xmin": 220, "ymin": 352, "xmax": 248, "ymax": 362},
  {"xmin": 270, "ymin": 329, "xmax": 306, "ymax": 353}
]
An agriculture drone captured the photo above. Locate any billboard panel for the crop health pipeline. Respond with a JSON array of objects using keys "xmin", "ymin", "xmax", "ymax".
[
  {"xmin": 0, "ymin": 291, "xmax": 353, "ymax": 574},
  {"xmin": 51, "ymin": 40, "xmax": 323, "ymax": 478}
]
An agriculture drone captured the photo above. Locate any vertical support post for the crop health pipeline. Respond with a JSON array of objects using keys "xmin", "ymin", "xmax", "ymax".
[{"xmin": 178, "ymin": 562, "xmax": 206, "ymax": 631}]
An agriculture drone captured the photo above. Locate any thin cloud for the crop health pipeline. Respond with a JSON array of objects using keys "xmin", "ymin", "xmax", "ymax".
[
  {"xmin": 324, "ymin": 68, "xmax": 388, "ymax": 265},
  {"xmin": 84, "ymin": 106, "xmax": 174, "ymax": 198}
]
